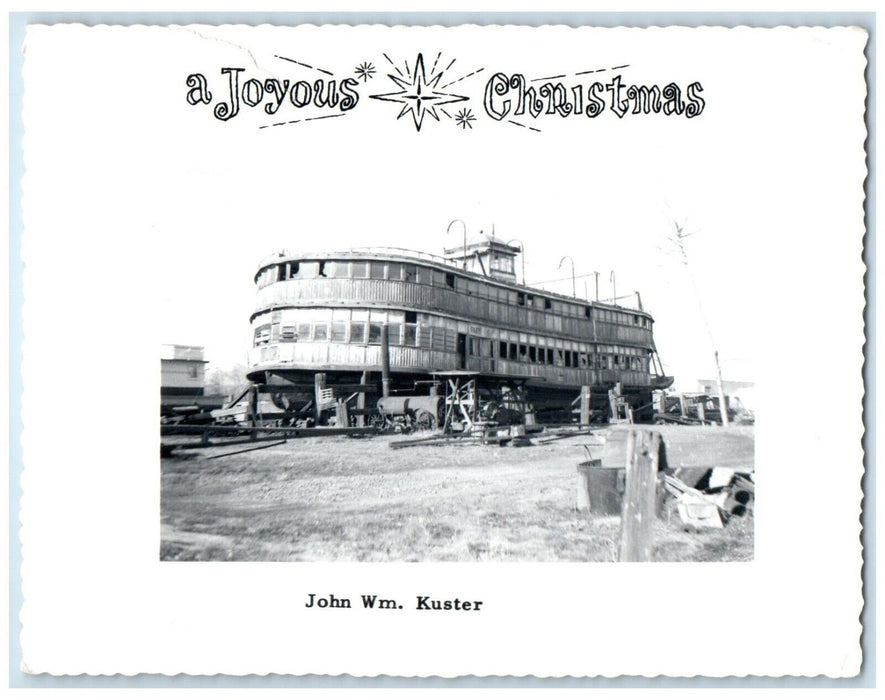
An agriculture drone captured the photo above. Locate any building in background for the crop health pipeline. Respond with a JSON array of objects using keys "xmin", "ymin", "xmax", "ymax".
[
  {"xmin": 697, "ymin": 378, "xmax": 754, "ymax": 412},
  {"xmin": 161, "ymin": 344, "xmax": 208, "ymax": 398}
]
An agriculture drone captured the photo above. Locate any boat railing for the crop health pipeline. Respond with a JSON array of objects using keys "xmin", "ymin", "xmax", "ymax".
[
  {"xmin": 257, "ymin": 246, "xmax": 458, "ymax": 270},
  {"xmin": 256, "ymin": 247, "xmax": 650, "ymax": 314}
]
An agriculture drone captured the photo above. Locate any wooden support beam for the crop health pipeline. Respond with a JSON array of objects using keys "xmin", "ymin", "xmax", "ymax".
[
  {"xmin": 357, "ymin": 371, "xmax": 368, "ymax": 427},
  {"xmin": 314, "ymin": 373, "xmax": 325, "ymax": 422},
  {"xmin": 619, "ymin": 429, "xmax": 661, "ymax": 562}
]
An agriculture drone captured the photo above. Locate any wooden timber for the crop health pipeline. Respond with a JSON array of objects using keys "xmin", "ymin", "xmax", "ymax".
[{"xmin": 618, "ymin": 429, "xmax": 661, "ymax": 562}]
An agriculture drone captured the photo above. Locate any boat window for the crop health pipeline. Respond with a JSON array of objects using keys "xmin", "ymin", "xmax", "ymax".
[
  {"xmin": 543, "ymin": 298, "xmax": 552, "ymax": 310},
  {"xmin": 416, "ymin": 266, "xmax": 430, "ymax": 285},
  {"xmin": 585, "ymin": 307, "xmax": 592, "ymax": 319},
  {"xmin": 281, "ymin": 325, "xmax": 296, "ymax": 342},
  {"xmin": 330, "ymin": 321, "xmax": 346, "ymax": 342},
  {"xmin": 445, "ymin": 273, "xmax": 455, "ymax": 289},
  {"xmin": 368, "ymin": 323, "xmax": 382, "ymax": 344},
  {"xmin": 318, "ymin": 261, "xmax": 327, "ymax": 277},
  {"xmin": 403, "ymin": 264, "xmax": 417, "ymax": 282},
  {"xmin": 295, "ymin": 322, "xmax": 310, "ymax": 341},
  {"xmin": 326, "ymin": 261, "xmax": 348, "ymax": 278},
  {"xmin": 405, "ymin": 311, "xmax": 418, "ymax": 324},
  {"xmin": 313, "ymin": 323, "xmax": 328, "ymax": 341},
  {"xmin": 388, "ymin": 323, "xmax": 401, "ymax": 345},
  {"xmin": 404, "ymin": 324, "xmax": 417, "ymax": 346},
  {"xmin": 299, "ymin": 262, "xmax": 318, "ymax": 279},
  {"xmin": 387, "ymin": 263, "xmax": 402, "ymax": 281},
  {"xmin": 500, "ymin": 341, "xmax": 508, "ymax": 358},
  {"xmin": 519, "ymin": 344, "xmax": 527, "ymax": 360},
  {"xmin": 254, "ymin": 325, "xmax": 271, "ymax": 346},
  {"xmin": 526, "ymin": 294, "xmax": 534, "ymax": 308},
  {"xmin": 517, "ymin": 292, "xmax": 525, "ymax": 307},
  {"xmin": 370, "ymin": 262, "xmax": 386, "ymax": 280},
  {"xmin": 528, "ymin": 346, "xmax": 536, "ymax": 362},
  {"xmin": 350, "ymin": 322, "xmax": 366, "ymax": 343},
  {"xmin": 351, "ymin": 261, "xmax": 368, "ymax": 278}
]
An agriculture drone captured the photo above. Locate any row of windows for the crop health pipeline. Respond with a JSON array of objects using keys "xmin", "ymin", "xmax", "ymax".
[
  {"xmin": 254, "ymin": 319, "xmax": 649, "ymax": 372},
  {"xmin": 255, "ymin": 259, "xmax": 652, "ymax": 328},
  {"xmin": 491, "ymin": 340, "xmax": 647, "ymax": 371},
  {"xmin": 254, "ymin": 308, "xmax": 653, "ymax": 352}
]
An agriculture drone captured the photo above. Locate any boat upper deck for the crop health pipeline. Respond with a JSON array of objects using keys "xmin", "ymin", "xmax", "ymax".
[{"xmin": 255, "ymin": 246, "xmax": 650, "ymax": 318}]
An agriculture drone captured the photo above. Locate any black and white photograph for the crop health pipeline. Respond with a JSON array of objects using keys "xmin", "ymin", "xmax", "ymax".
[{"xmin": 16, "ymin": 19, "xmax": 867, "ymax": 678}]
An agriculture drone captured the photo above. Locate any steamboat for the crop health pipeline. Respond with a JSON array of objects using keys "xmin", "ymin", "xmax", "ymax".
[{"xmin": 238, "ymin": 232, "xmax": 672, "ymax": 428}]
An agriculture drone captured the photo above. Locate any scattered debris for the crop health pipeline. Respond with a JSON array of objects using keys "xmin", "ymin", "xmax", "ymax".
[{"xmin": 662, "ymin": 471, "xmax": 754, "ymax": 528}]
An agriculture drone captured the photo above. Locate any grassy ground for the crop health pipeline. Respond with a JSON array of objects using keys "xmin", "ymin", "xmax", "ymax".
[{"xmin": 160, "ymin": 431, "xmax": 753, "ymax": 562}]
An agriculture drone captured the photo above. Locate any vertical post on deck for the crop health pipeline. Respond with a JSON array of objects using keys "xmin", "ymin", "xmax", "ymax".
[
  {"xmin": 380, "ymin": 323, "xmax": 391, "ymax": 398},
  {"xmin": 619, "ymin": 429, "xmax": 661, "ymax": 562}
]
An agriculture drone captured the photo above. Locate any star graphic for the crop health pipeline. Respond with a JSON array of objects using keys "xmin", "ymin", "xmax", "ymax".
[
  {"xmin": 454, "ymin": 108, "xmax": 476, "ymax": 130},
  {"xmin": 355, "ymin": 61, "xmax": 376, "ymax": 82},
  {"xmin": 370, "ymin": 53, "xmax": 469, "ymax": 131}
]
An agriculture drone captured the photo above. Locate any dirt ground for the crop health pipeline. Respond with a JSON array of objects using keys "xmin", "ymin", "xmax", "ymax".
[{"xmin": 160, "ymin": 430, "xmax": 754, "ymax": 562}]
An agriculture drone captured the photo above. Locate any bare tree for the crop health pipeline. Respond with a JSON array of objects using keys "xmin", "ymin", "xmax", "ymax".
[{"xmin": 205, "ymin": 364, "xmax": 249, "ymax": 399}]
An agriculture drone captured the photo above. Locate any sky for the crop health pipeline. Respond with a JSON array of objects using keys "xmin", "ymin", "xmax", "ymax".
[{"xmin": 22, "ymin": 24, "xmax": 868, "ymax": 392}]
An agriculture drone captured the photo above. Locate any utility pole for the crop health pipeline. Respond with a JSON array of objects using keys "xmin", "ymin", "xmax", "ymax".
[{"xmin": 671, "ymin": 220, "xmax": 730, "ymax": 426}]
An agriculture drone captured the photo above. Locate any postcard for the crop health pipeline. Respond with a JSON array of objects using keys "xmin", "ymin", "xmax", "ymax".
[{"xmin": 18, "ymin": 22, "xmax": 867, "ymax": 677}]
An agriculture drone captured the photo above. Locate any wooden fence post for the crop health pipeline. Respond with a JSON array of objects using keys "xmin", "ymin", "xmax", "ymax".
[{"xmin": 619, "ymin": 429, "xmax": 661, "ymax": 562}]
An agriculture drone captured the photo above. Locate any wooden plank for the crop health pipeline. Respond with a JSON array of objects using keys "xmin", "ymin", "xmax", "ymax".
[
  {"xmin": 207, "ymin": 440, "xmax": 288, "ymax": 460},
  {"xmin": 619, "ymin": 429, "xmax": 661, "ymax": 562},
  {"xmin": 601, "ymin": 425, "xmax": 754, "ymax": 471},
  {"xmin": 160, "ymin": 424, "xmax": 377, "ymax": 438}
]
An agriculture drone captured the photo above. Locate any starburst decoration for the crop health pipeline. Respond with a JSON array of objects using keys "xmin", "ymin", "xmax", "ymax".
[
  {"xmin": 370, "ymin": 53, "xmax": 469, "ymax": 131},
  {"xmin": 354, "ymin": 61, "xmax": 376, "ymax": 82},
  {"xmin": 454, "ymin": 108, "xmax": 476, "ymax": 130}
]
